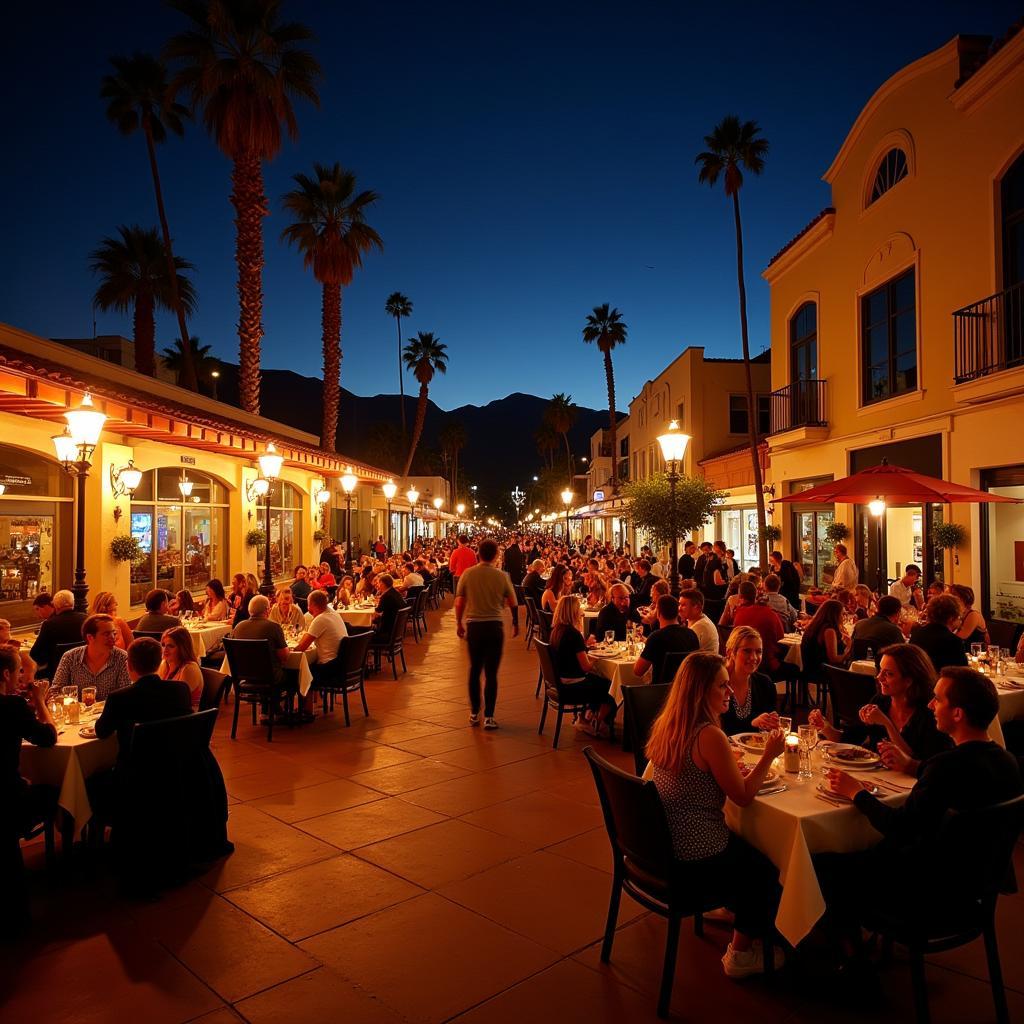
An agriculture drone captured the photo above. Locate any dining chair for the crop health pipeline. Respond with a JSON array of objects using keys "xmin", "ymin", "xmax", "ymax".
[
  {"xmin": 534, "ymin": 640, "xmax": 594, "ymax": 748},
  {"xmin": 316, "ymin": 631, "xmax": 373, "ymax": 725},
  {"xmin": 824, "ymin": 665, "xmax": 876, "ymax": 731},
  {"xmin": 132, "ymin": 630, "xmax": 165, "ymax": 641},
  {"xmin": 199, "ymin": 667, "xmax": 230, "ymax": 711},
  {"xmin": 222, "ymin": 638, "xmax": 295, "ymax": 741},
  {"xmin": 369, "ymin": 606, "xmax": 410, "ymax": 678},
  {"xmin": 621, "ymin": 683, "xmax": 672, "ymax": 776}
]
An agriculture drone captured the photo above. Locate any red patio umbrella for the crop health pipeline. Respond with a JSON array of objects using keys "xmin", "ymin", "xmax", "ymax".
[{"xmin": 775, "ymin": 461, "xmax": 1021, "ymax": 505}]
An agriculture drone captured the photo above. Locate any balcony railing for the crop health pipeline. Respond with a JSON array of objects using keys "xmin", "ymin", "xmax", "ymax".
[
  {"xmin": 953, "ymin": 281, "xmax": 1024, "ymax": 384},
  {"xmin": 769, "ymin": 379, "xmax": 827, "ymax": 434}
]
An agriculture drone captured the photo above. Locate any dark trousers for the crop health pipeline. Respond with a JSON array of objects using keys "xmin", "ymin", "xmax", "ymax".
[{"xmin": 466, "ymin": 620, "xmax": 504, "ymax": 716}]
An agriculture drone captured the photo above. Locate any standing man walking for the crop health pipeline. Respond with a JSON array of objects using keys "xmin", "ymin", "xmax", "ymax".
[
  {"xmin": 455, "ymin": 538, "xmax": 518, "ymax": 729},
  {"xmin": 448, "ymin": 534, "xmax": 478, "ymax": 593},
  {"xmin": 501, "ymin": 532, "xmax": 526, "ymax": 630}
]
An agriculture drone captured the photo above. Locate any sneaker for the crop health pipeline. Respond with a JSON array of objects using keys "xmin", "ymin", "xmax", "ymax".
[
  {"xmin": 483, "ymin": 716, "xmax": 499, "ymax": 730},
  {"xmin": 721, "ymin": 941, "xmax": 784, "ymax": 978},
  {"xmin": 468, "ymin": 713, "xmax": 480, "ymax": 726}
]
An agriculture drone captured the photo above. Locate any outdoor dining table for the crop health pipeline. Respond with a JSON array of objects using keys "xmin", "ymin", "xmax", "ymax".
[
  {"xmin": 220, "ymin": 642, "xmax": 319, "ymax": 697},
  {"xmin": 779, "ymin": 633, "xmax": 803, "ymax": 671},
  {"xmin": 181, "ymin": 620, "xmax": 232, "ymax": 658},
  {"xmin": 20, "ymin": 712, "xmax": 117, "ymax": 839},
  {"xmin": 338, "ymin": 605, "xmax": 376, "ymax": 628},
  {"xmin": 588, "ymin": 642, "xmax": 647, "ymax": 703}
]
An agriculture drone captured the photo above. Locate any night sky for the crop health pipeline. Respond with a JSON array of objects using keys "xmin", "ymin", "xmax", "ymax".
[{"xmin": 1, "ymin": 1, "xmax": 1018, "ymax": 411}]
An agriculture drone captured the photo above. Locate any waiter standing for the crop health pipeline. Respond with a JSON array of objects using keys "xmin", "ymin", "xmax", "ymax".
[{"xmin": 501, "ymin": 533, "xmax": 526, "ymax": 629}]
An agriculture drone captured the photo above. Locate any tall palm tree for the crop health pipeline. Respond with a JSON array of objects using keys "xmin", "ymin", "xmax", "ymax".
[
  {"xmin": 384, "ymin": 292, "xmax": 412, "ymax": 437},
  {"xmin": 101, "ymin": 52, "xmax": 199, "ymax": 392},
  {"xmin": 281, "ymin": 163, "xmax": 382, "ymax": 452},
  {"xmin": 545, "ymin": 392, "xmax": 577, "ymax": 482},
  {"xmin": 582, "ymin": 303, "xmax": 627, "ymax": 494},
  {"xmin": 401, "ymin": 332, "xmax": 449, "ymax": 480},
  {"xmin": 438, "ymin": 420, "xmax": 466, "ymax": 503},
  {"xmin": 534, "ymin": 422, "xmax": 559, "ymax": 470},
  {"xmin": 91, "ymin": 225, "xmax": 197, "ymax": 377},
  {"xmin": 166, "ymin": 0, "xmax": 321, "ymax": 415},
  {"xmin": 161, "ymin": 335, "xmax": 220, "ymax": 393},
  {"xmin": 697, "ymin": 115, "xmax": 770, "ymax": 567}
]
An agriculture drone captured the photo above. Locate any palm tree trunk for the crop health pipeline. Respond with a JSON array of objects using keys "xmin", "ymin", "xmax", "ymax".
[
  {"xmin": 732, "ymin": 190, "xmax": 769, "ymax": 568},
  {"xmin": 396, "ymin": 315, "xmax": 406, "ymax": 438},
  {"xmin": 603, "ymin": 347, "xmax": 618, "ymax": 494},
  {"xmin": 402, "ymin": 384, "xmax": 429, "ymax": 480},
  {"xmin": 133, "ymin": 289, "xmax": 156, "ymax": 377},
  {"xmin": 321, "ymin": 283, "xmax": 342, "ymax": 452},
  {"xmin": 144, "ymin": 116, "xmax": 197, "ymax": 391},
  {"xmin": 231, "ymin": 151, "xmax": 268, "ymax": 415},
  {"xmin": 563, "ymin": 431, "xmax": 573, "ymax": 484}
]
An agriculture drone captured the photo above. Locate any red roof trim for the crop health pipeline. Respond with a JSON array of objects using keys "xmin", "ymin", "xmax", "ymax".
[{"xmin": 766, "ymin": 207, "xmax": 835, "ymax": 268}]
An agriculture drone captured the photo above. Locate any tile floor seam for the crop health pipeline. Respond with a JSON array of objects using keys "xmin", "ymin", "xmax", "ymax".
[
  {"xmin": 919, "ymin": 955, "xmax": 1024, "ymax": 995},
  {"xmin": 203, "ymin": 849, "xmax": 342, "ymax": 895}
]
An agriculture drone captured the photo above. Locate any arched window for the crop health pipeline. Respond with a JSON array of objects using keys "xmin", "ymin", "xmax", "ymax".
[
  {"xmin": 1002, "ymin": 150, "xmax": 1024, "ymax": 290},
  {"xmin": 129, "ymin": 469, "xmax": 230, "ymax": 603},
  {"xmin": 789, "ymin": 302, "xmax": 817, "ymax": 381},
  {"xmin": 256, "ymin": 481, "xmax": 302, "ymax": 581},
  {"xmin": 869, "ymin": 149, "xmax": 908, "ymax": 204}
]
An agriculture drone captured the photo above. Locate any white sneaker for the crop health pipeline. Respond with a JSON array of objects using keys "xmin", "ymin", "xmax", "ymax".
[
  {"xmin": 483, "ymin": 717, "xmax": 499, "ymax": 730},
  {"xmin": 721, "ymin": 941, "xmax": 784, "ymax": 978},
  {"xmin": 469, "ymin": 713, "xmax": 480, "ymax": 726}
]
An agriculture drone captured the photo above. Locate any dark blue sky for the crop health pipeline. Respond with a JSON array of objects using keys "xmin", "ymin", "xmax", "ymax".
[{"xmin": 1, "ymin": 1, "xmax": 1018, "ymax": 411}]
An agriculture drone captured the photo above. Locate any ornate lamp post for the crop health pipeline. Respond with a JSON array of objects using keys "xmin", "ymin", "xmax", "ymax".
[
  {"xmin": 382, "ymin": 479, "xmax": 397, "ymax": 554},
  {"xmin": 456, "ymin": 501, "xmax": 465, "ymax": 531},
  {"xmin": 656, "ymin": 419, "xmax": 692, "ymax": 597},
  {"xmin": 560, "ymin": 488, "xmax": 573, "ymax": 545},
  {"xmin": 53, "ymin": 394, "xmax": 107, "ymax": 612},
  {"xmin": 406, "ymin": 486, "xmax": 419, "ymax": 548},
  {"xmin": 432, "ymin": 495, "xmax": 443, "ymax": 538},
  {"xmin": 245, "ymin": 442, "xmax": 283, "ymax": 596},
  {"xmin": 869, "ymin": 498, "xmax": 886, "ymax": 594},
  {"xmin": 314, "ymin": 482, "xmax": 331, "ymax": 537},
  {"xmin": 340, "ymin": 467, "xmax": 358, "ymax": 576},
  {"xmin": 511, "ymin": 486, "xmax": 526, "ymax": 522}
]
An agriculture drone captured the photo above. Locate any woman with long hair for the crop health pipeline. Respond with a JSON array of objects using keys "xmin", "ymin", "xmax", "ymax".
[
  {"xmin": 645, "ymin": 653, "xmax": 785, "ymax": 977},
  {"xmin": 548, "ymin": 594, "xmax": 615, "ymax": 737},
  {"xmin": 202, "ymin": 579, "xmax": 229, "ymax": 622},
  {"xmin": 158, "ymin": 626, "xmax": 203, "ymax": 708},
  {"xmin": 949, "ymin": 584, "xmax": 990, "ymax": 649},
  {"xmin": 541, "ymin": 563, "xmax": 572, "ymax": 614},
  {"xmin": 810, "ymin": 643, "xmax": 952, "ymax": 772},
  {"xmin": 719, "ymin": 626, "xmax": 779, "ymax": 735},
  {"xmin": 800, "ymin": 599, "xmax": 848, "ymax": 704},
  {"xmin": 90, "ymin": 591, "xmax": 132, "ymax": 649},
  {"xmin": 169, "ymin": 589, "xmax": 195, "ymax": 616}
]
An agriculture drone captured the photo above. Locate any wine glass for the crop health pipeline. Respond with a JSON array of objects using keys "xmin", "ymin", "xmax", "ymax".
[
  {"xmin": 970, "ymin": 642, "xmax": 983, "ymax": 663},
  {"xmin": 604, "ymin": 630, "xmax": 615, "ymax": 646},
  {"xmin": 779, "ymin": 716, "xmax": 793, "ymax": 735}
]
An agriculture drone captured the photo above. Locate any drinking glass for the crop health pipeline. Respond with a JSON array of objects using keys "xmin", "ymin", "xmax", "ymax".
[
  {"xmin": 970, "ymin": 643, "xmax": 983, "ymax": 662},
  {"xmin": 604, "ymin": 630, "xmax": 615, "ymax": 646},
  {"xmin": 779, "ymin": 716, "xmax": 793, "ymax": 735},
  {"xmin": 81, "ymin": 686, "xmax": 97, "ymax": 708},
  {"xmin": 798, "ymin": 724, "xmax": 815, "ymax": 779}
]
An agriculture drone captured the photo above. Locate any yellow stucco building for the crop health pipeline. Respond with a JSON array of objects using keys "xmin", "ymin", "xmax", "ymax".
[{"xmin": 763, "ymin": 28, "xmax": 1024, "ymax": 626}]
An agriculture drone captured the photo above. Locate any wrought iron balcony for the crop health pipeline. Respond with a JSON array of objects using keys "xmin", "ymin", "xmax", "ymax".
[
  {"xmin": 769, "ymin": 379, "xmax": 827, "ymax": 434},
  {"xmin": 954, "ymin": 281, "xmax": 1024, "ymax": 383}
]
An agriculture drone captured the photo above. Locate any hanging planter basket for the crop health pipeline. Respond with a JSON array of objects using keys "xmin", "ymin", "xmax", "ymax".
[
  {"xmin": 245, "ymin": 527, "xmax": 266, "ymax": 549},
  {"xmin": 758, "ymin": 524, "xmax": 782, "ymax": 544},
  {"xmin": 313, "ymin": 529, "xmax": 329, "ymax": 543},
  {"xmin": 824, "ymin": 521, "xmax": 850, "ymax": 544},
  {"xmin": 110, "ymin": 535, "xmax": 142, "ymax": 563},
  {"xmin": 933, "ymin": 522, "xmax": 967, "ymax": 566}
]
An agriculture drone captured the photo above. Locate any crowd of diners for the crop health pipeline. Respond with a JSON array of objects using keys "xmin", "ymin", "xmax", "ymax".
[{"xmin": 6, "ymin": 526, "xmax": 1024, "ymax": 988}]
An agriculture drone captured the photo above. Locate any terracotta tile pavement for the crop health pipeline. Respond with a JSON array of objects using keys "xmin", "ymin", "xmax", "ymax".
[{"xmin": 7, "ymin": 596, "xmax": 1024, "ymax": 1022}]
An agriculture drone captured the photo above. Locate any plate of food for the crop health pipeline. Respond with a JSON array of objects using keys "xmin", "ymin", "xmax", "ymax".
[
  {"xmin": 817, "ymin": 781, "xmax": 878, "ymax": 802},
  {"xmin": 733, "ymin": 732, "xmax": 769, "ymax": 754},
  {"xmin": 826, "ymin": 745, "xmax": 881, "ymax": 768},
  {"xmin": 78, "ymin": 726, "xmax": 97, "ymax": 739},
  {"xmin": 759, "ymin": 768, "xmax": 780, "ymax": 789}
]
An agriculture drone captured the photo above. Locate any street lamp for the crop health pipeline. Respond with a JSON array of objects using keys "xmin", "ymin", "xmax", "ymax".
[
  {"xmin": 406, "ymin": 487, "xmax": 419, "ymax": 547},
  {"xmin": 561, "ymin": 488, "xmax": 573, "ymax": 545},
  {"xmin": 340, "ymin": 467, "xmax": 358, "ymax": 576},
  {"xmin": 382, "ymin": 479, "xmax": 398, "ymax": 554},
  {"xmin": 657, "ymin": 419, "xmax": 692, "ymax": 597},
  {"xmin": 52, "ymin": 394, "xmax": 107, "ymax": 611},
  {"xmin": 210, "ymin": 369, "xmax": 220, "ymax": 401},
  {"xmin": 869, "ymin": 498, "xmax": 886, "ymax": 594},
  {"xmin": 432, "ymin": 495, "xmax": 443, "ymax": 538},
  {"xmin": 247, "ymin": 442, "xmax": 283, "ymax": 596},
  {"xmin": 314, "ymin": 482, "xmax": 331, "ymax": 534}
]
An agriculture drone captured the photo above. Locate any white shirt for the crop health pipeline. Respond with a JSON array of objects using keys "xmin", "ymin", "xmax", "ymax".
[
  {"xmin": 688, "ymin": 614, "xmax": 720, "ymax": 655},
  {"xmin": 307, "ymin": 610, "xmax": 348, "ymax": 664},
  {"xmin": 650, "ymin": 561, "xmax": 667, "ymax": 579},
  {"xmin": 888, "ymin": 580, "xmax": 919, "ymax": 607},
  {"xmin": 832, "ymin": 558, "xmax": 859, "ymax": 591},
  {"xmin": 402, "ymin": 572, "xmax": 425, "ymax": 590}
]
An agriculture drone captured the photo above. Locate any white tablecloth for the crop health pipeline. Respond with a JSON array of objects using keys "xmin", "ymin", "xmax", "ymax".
[
  {"xmin": 339, "ymin": 607, "xmax": 375, "ymax": 628},
  {"xmin": 849, "ymin": 659, "xmax": 876, "ymax": 676},
  {"xmin": 780, "ymin": 634, "xmax": 803, "ymax": 671},
  {"xmin": 589, "ymin": 645, "xmax": 647, "ymax": 703},
  {"xmin": 20, "ymin": 724, "xmax": 117, "ymax": 839},
  {"xmin": 220, "ymin": 645, "xmax": 318, "ymax": 697},
  {"xmin": 182, "ymin": 621, "xmax": 231, "ymax": 658}
]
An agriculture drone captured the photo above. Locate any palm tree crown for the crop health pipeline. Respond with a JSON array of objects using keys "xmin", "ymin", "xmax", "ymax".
[
  {"xmin": 401, "ymin": 332, "xmax": 449, "ymax": 481},
  {"xmin": 696, "ymin": 115, "xmax": 768, "ymax": 196},
  {"xmin": 101, "ymin": 52, "xmax": 189, "ymax": 141},
  {"xmin": 582, "ymin": 303, "xmax": 627, "ymax": 492},
  {"xmin": 545, "ymin": 392, "xmax": 577, "ymax": 482},
  {"xmin": 385, "ymin": 292, "xmax": 412, "ymax": 320},
  {"xmin": 162, "ymin": 336, "xmax": 220, "ymax": 390}
]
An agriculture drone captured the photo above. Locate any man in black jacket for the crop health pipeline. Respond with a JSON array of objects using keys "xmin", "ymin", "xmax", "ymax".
[
  {"xmin": 678, "ymin": 540, "xmax": 697, "ymax": 581},
  {"xmin": 373, "ymin": 574, "xmax": 406, "ymax": 641},
  {"xmin": 769, "ymin": 551, "xmax": 802, "ymax": 610},
  {"xmin": 910, "ymin": 594, "xmax": 968, "ymax": 675},
  {"xmin": 502, "ymin": 535, "xmax": 526, "ymax": 629},
  {"xmin": 850, "ymin": 595, "xmax": 905, "ymax": 663},
  {"xmin": 594, "ymin": 584, "xmax": 642, "ymax": 640},
  {"xmin": 29, "ymin": 590, "xmax": 87, "ymax": 679},
  {"xmin": 522, "ymin": 560, "xmax": 546, "ymax": 609}
]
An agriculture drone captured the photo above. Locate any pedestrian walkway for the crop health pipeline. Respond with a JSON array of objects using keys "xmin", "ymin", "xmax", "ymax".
[{"xmin": 5, "ymin": 598, "xmax": 1023, "ymax": 1022}]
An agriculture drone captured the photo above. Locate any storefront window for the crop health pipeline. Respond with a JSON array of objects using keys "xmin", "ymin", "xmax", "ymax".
[
  {"xmin": 981, "ymin": 469, "xmax": 1024, "ymax": 624},
  {"xmin": 715, "ymin": 508, "xmax": 759, "ymax": 572},
  {"xmin": 256, "ymin": 482, "xmax": 302, "ymax": 581},
  {"xmin": 130, "ymin": 469, "xmax": 229, "ymax": 604}
]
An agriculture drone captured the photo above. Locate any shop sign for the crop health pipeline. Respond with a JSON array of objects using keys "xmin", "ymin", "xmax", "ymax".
[
  {"xmin": 180, "ymin": 455, "xmax": 196, "ymax": 465},
  {"xmin": 0, "ymin": 474, "xmax": 31, "ymax": 487},
  {"xmin": 592, "ymin": 490, "xmax": 605, "ymax": 502}
]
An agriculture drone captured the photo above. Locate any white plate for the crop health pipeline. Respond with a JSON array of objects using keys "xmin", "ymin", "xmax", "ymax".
[
  {"xmin": 817, "ymin": 781, "xmax": 878, "ymax": 802},
  {"xmin": 733, "ymin": 731, "xmax": 769, "ymax": 754},
  {"xmin": 78, "ymin": 726, "xmax": 97, "ymax": 739},
  {"xmin": 827, "ymin": 745, "xmax": 881, "ymax": 768}
]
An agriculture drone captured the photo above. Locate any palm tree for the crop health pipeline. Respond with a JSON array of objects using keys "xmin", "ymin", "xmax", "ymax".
[
  {"xmin": 281, "ymin": 163, "xmax": 382, "ymax": 452},
  {"xmin": 161, "ymin": 335, "xmax": 220, "ymax": 393},
  {"xmin": 385, "ymin": 292, "xmax": 412, "ymax": 437},
  {"xmin": 91, "ymin": 225, "xmax": 197, "ymax": 377},
  {"xmin": 534, "ymin": 422, "xmax": 559, "ymax": 470},
  {"xmin": 582, "ymin": 303, "xmax": 627, "ymax": 494},
  {"xmin": 697, "ymin": 115, "xmax": 771, "ymax": 567},
  {"xmin": 166, "ymin": 0, "xmax": 321, "ymax": 415},
  {"xmin": 438, "ymin": 420, "xmax": 466, "ymax": 503},
  {"xmin": 545, "ymin": 392, "xmax": 577, "ymax": 482},
  {"xmin": 401, "ymin": 332, "xmax": 449, "ymax": 480},
  {"xmin": 101, "ymin": 52, "xmax": 199, "ymax": 392}
]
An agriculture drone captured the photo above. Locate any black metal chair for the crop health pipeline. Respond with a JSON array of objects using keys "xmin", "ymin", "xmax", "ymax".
[
  {"xmin": 53, "ymin": 640, "xmax": 85, "ymax": 663},
  {"xmin": 406, "ymin": 588, "xmax": 428, "ymax": 643},
  {"xmin": 222, "ymin": 638, "xmax": 295, "ymax": 741},
  {"xmin": 988, "ymin": 619, "xmax": 1022, "ymax": 654},
  {"xmin": 316, "ymin": 631, "xmax": 373, "ymax": 725},
  {"xmin": 427, "ymin": 577, "xmax": 442, "ymax": 609},
  {"xmin": 369, "ymin": 606, "xmax": 410, "ymax": 679},
  {"xmin": 535, "ymin": 640, "xmax": 594, "ymax": 749},
  {"xmin": 716, "ymin": 624, "xmax": 732, "ymax": 656},
  {"xmin": 703, "ymin": 598, "xmax": 725, "ymax": 625},
  {"xmin": 824, "ymin": 665, "xmax": 876, "ymax": 731},
  {"xmin": 533, "ymin": 608, "xmax": 554, "ymax": 697},
  {"xmin": 199, "ymin": 667, "xmax": 229, "ymax": 711},
  {"xmin": 621, "ymin": 683, "xmax": 672, "ymax": 776},
  {"xmin": 132, "ymin": 630, "xmax": 166, "ymax": 641},
  {"xmin": 584, "ymin": 745, "xmax": 750, "ymax": 1018},
  {"xmin": 860, "ymin": 794, "xmax": 1024, "ymax": 1024},
  {"xmin": 524, "ymin": 595, "xmax": 540, "ymax": 650}
]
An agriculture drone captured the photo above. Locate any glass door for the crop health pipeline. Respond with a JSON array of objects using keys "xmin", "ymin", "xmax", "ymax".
[{"xmin": 794, "ymin": 509, "xmax": 834, "ymax": 588}]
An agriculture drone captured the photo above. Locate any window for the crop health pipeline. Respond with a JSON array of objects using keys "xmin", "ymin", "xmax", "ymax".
[
  {"xmin": 861, "ymin": 268, "xmax": 916, "ymax": 404},
  {"xmin": 729, "ymin": 395, "xmax": 771, "ymax": 436},
  {"xmin": 676, "ymin": 401, "xmax": 685, "ymax": 423},
  {"xmin": 789, "ymin": 302, "xmax": 817, "ymax": 381},
  {"xmin": 129, "ymin": 469, "xmax": 229, "ymax": 604},
  {"xmin": 256, "ymin": 481, "xmax": 302, "ymax": 581},
  {"xmin": 869, "ymin": 148, "xmax": 908, "ymax": 204}
]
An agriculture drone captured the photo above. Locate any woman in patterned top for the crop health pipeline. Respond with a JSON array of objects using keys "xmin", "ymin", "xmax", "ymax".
[{"xmin": 645, "ymin": 652, "xmax": 785, "ymax": 978}]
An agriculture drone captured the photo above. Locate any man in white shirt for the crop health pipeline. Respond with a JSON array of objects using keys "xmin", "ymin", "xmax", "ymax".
[
  {"xmin": 888, "ymin": 564, "xmax": 924, "ymax": 610},
  {"xmin": 679, "ymin": 588, "xmax": 720, "ymax": 654},
  {"xmin": 399, "ymin": 561, "xmax": 425, "ymax": 592},
  {"xmin": 294, "ymin": 590, "xmax": 348, "ymax": 704},
  {"xmin": 831, "ymin": 543, "xmax": 859, "ymax": 591}
]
